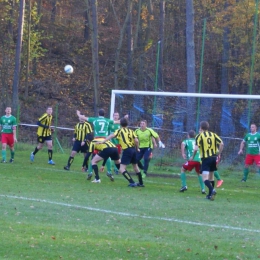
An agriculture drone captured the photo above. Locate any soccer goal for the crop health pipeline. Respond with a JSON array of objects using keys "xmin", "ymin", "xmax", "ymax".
[{"xmin": 110, "ymin": 90, "xmax": 260, "ymax": 170}]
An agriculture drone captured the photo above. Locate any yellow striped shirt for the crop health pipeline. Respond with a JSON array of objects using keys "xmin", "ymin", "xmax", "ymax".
[
  {"xmin": 195, "ymin": 131, "xmax": 222, "ymax": 159},
  {"xmin": 113, "ymin": 127, "xmax": 137, "ymax": 150}
]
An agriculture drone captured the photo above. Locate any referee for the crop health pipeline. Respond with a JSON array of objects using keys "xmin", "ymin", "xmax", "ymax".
[{"xmin": 190, "ymin": 121, "xmax": 224, "ymax": 201}]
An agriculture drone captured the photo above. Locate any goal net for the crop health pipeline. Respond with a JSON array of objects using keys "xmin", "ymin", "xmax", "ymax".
[{"xmin": 110, "ymin": 90, "xmax": 260, "ymax": 173}]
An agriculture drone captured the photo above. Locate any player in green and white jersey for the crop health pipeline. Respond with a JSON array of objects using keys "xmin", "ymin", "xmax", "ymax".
[
  {"xmin": 108, "ymin": 112, "xmax": 121, "ymax": 174},
  {"xmin": 238, "ymin": 123, "xmax": 260, "ymax": 182},
  {"xmin": 77, "ymin": 109, "xmax": 124, "ymax": 181},
  {"xmin": 180, "ymin": 130, "xmax": 205, "ymax": 194},
  {"xmin": 0, "ymin": 107, "xmax": 17, "ymax": 163}
]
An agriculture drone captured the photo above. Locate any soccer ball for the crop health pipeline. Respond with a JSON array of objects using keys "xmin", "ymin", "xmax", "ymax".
[{"xmin": 64, "ymin": 65, "xmax": 73, "ymax": 74}]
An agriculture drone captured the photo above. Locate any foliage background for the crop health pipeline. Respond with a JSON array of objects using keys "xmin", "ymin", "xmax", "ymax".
[{"xmin": 1, "ymin": 0, "xmax": 260, "ymax": 131}]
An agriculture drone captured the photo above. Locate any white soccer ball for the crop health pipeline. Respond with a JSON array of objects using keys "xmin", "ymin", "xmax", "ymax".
[{"xmin": 64, "ymin": 65, "xmax": 73, "ymax": 74}]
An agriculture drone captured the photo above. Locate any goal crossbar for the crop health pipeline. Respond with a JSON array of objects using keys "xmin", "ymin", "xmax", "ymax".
[{"xmin": 110, "ymin": 90, "xmax": 260, "ymax": 119}]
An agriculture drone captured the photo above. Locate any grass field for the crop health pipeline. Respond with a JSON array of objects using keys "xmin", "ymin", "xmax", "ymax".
[{"xmin": 1, "ymin": 145, "xmax": 260, "ymax": 260}]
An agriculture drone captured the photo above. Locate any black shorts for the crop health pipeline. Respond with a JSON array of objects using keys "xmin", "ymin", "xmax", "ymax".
[
  {"xmin": 37, "ymin": 135, "xmax": 52, "ymax": 143},
  {"xmin": 201, "ymin": 156, "xmax": 217, "ymax": 172},
  {"xmin": 72, "ymin": 140, "xmax": 89, "ymax": 153},
  {"xmin": 98, "ymin": 147, "xmax": 120, "ymax": 161},
  {"xmin": 136, "ymin": 147, "xmax": 152, "ymax": 161},
  {"xmin": 121, "ymin": 147, "xmax": 137, "ymax": 165}
]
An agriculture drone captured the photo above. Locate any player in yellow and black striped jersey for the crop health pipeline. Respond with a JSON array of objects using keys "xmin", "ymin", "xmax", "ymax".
[
  {"xmin": 195, "ymin": 131, "xmax": 222, "ymax": 159},
  {"xmin": 30, "ymin": 107, "xmax": 56, "ymax": 165},
  {"xmin": 85, "ymin": 137, "xmax": 120, "ymax": 182},
  {"xmin": 191, "ymin": 121, "xmax": 224, "ymax": 200},
  {"xmin": 101, "ymin": 118, "xmax": 144, "ymax": 187},
  {"xmin": 64, "ymin": 119, "xmax": 93, "ymax": 171},
  {"xmin": 83, "ymin": 137, "xmax": 121, "ymax": 183}
]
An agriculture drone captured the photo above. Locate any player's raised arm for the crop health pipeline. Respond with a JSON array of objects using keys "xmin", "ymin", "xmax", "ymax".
[
  {"xmin": 76, "ymin": 110, "xmax": 89, "ymax": 121},
  {"xmin": 113, "ymin": 114, "xmax": 128, "ymax": 124}
]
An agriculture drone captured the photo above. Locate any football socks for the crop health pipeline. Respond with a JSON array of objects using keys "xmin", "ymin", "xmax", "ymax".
[
  {"xmin": 180, "ymin": 172, "xmax": 187, "ymax": 187},
  {"xmin": 122, "ymin": 171, "xmax": 135, "ymax": 183},
  {"xmin": 2, "ymin": 150, "xmax": 6, "ymax": 161},
  {"xmin": 136, "ymin": 172, "xmax": 143, "ymax": 185},
  {"xmin": 48, "ymin": 149, "xmax": 53, "ymax": 160},
  {"xmin": 10, "ymin": 150, "xmax": 15, "ymax": 159},
  {"xmin": 106, "ymin": 158, "xmax": 111, "ymax": 172},
  {"xmin": 92, "ymin": 164, "xmax": 100, "ymax": 180},
  {"xmin": 198, "ymin": 175, "xmax": 205, "ymax": 190},
  {"xmin": 214, "ymin": 171, "xmax": 221, "ymax": 181},
  {"xmin": 204, "ymin": 179, "xmax": 213, "ymax": 194},
  {"xmin": 243, "ymin": 168, "xmax": 249, "ymax": 180},
  {"xmin": 33, "ymin": 147, "xmax": 39, "ymax": 155},
  {"xmin": 68, "ymin": 156, "xmax": 74, "ymax": 167}
]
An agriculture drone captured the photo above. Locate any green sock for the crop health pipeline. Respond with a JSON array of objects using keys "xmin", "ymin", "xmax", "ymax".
[
  {"xmin": 11, "ymin": 150, "xmax": 15, "ymax": 159},
  {"xmin": 180, "ymin": 172, "xmax": 186, "ymax": 187},
  {"xmin": 214, "ymin": 171, "xmax": 221, "ymax": 181},
  {"xmin": 88, "ymin": 162, "xmax": 93, "ymax": 173},
  {"xmin": 106, "ymin": 158, "xmax": 111, "ymax": 173},
  {"xmin": 198, "ymin": 175, "xmax": 205, "ymax": 190},
  {"xmin": 113, "ymin": 162, "xmax": 118, "ymax": 171},
  {"xmin": 2, "ymin": 150, "xmax": 6, "ymax": 161},
  {"xmin": 243, "ymin": 168, "xmax": 249, "ymax": 180}
]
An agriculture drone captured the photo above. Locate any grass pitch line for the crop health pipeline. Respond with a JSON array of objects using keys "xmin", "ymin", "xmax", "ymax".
[
  {"xmin": 34, "ymin": 167, "xmax": 83, "ymax": 174},
  {"xmin": 1, "ymin": 194, "xmax": 260, "ymax": 234},
  {"xmin": 34, "ymin": 167, "xmax": 174, "ymax": 185}
]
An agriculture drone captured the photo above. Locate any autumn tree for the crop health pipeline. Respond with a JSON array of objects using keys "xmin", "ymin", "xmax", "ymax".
[{"xmin": 12, "ymin": 0, "xmax": 25, "ymax": 114}]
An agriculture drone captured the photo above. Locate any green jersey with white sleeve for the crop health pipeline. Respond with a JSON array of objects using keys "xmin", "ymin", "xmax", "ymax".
[
  {"xmin": 182, "ymin": 138, "xmax": 200, "ymax": 162},
  {"xmin": 0, "ymin": 115, "xmax": 17, "ymax": 134},
  {"xmin": 109, "ymin": 123, "xmax": 120, "ymax": 145},
  {"xmin": 243, "ymin": 132, "xmax": 260, "ymax": 155},
  {"xmin": 87, "ymin": 116, "xmax": 113, "ymax": 137}
]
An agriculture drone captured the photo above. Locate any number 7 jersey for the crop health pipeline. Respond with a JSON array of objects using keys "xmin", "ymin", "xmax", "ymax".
[{"xmin": 87, "ymin": 116, "xmax": 114, "ymax": 137}]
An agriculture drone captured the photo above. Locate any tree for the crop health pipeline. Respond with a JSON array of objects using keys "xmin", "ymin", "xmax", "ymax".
[
  {"xmin": 126, "ymin": 0, "xmax": 134, "ymax": 89},
  {"xmin": 158, "ymin": 0, "xmax": 165, "ymax": 90},
  {"xmin": 113, "ymin": 0, "xmax": 132, "ymax": 90},
  {"xmin": 50, "ymin": 0, "xmax": 57, "ymax": 23},
  {"xmin": 12, "ymin": 0, "xmax": 25, "ymax": 113},
  {"xmin": 186, "ymin": 0, "xmax": 196, "ymax": 131},
  {"xmin": 90, "ymin": 0, "xmax": 100, "ymax": 114},
  {"xmin": 25, "ymin": 0, "xmax": 32, "ymax": 98}
]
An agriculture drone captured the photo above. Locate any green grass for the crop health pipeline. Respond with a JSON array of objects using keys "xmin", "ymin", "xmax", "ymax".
[{"xmin": 1, "ymin": 145, "xmax": 260, "ymax": 259}]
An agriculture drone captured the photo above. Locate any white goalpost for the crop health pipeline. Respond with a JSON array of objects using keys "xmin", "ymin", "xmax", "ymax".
[
  {"xmin": 110, "ymin": 90, "xmax": 260, "ymax": 169},
  {"xmin": 110, "ymin": 90, "xmax": 260, "ymax": 119}
]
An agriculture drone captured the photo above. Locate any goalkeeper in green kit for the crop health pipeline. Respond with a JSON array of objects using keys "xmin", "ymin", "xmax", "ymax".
[{"xmin": 135, "ymin": 120, "xmax": 165, "ymax": 178}]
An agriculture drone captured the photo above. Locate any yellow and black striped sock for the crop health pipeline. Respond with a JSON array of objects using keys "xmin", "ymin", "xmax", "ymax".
[{"xmin": 122, "ymin": 171, "xmax": 134, "ymax": 183}]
